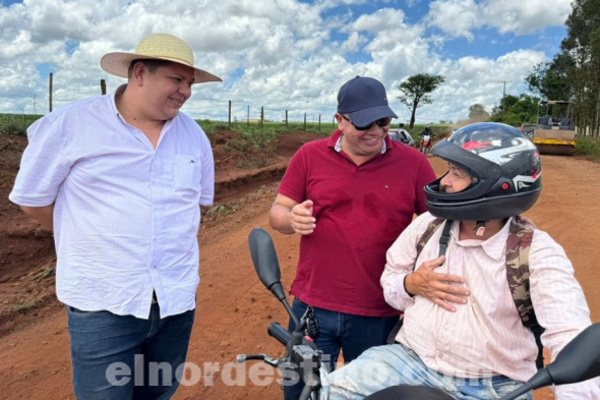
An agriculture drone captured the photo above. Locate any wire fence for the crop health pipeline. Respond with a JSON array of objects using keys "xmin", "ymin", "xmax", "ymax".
[
  {"xmin": 2, "ymin": 75, "xmax": 337, "ymax": 121},
  {"xmin": 0, "ymin": 94, "xmax": 338, "ymax": 129}
]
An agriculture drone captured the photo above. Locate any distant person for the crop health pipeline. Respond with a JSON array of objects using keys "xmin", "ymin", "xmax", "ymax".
[
  {"xmin": 268, "ymin": 76, "xmax": 437, "ymax": 399},
  {"xmin": 397, "ymin": 123, "xmax": 409, "ymax": 135},
  {"xmin": 9, "ymin": 33, "xmax": 220, "ymax": 399},
  {"xmin": 327, "ymin": 122, "xmax": 600, "ymax": 399},
  {"xmin": 420, "ymin": 124, "xmax": 434, "ymax": 140}
]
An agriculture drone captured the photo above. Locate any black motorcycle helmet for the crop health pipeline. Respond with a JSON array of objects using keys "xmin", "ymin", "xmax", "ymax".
[{"xmin": 425, "ymin": 122, "xmax": 542, "ymax": 221}]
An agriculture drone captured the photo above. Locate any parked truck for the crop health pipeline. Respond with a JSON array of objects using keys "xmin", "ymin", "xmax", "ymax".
[{"xmin": 531, "ymin": 100, "xmax": 576, "ymax": 156}]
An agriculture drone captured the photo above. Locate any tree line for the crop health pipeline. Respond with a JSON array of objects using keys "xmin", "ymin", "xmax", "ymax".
[
  {"xmin": 525, "ymin": 0, "xmax": 599, "ymax": 137},
  {"xmin": 397, "ymin": 0, "xmax": 598, "ymax": 137}
]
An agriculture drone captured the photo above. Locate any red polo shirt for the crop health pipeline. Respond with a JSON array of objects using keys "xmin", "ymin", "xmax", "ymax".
[{"xmin": 278, "ymin": 129, "xmax": 436, "ymax": 316}]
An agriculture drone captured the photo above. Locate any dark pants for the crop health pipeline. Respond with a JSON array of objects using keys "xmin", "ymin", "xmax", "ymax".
[
  {"xmin": 67, "ymin": 303, "xmax": 195, "ymax": 400},
  {"xmin": 283, "ymin": 298, "xmax": 398, "ymax": 400}
]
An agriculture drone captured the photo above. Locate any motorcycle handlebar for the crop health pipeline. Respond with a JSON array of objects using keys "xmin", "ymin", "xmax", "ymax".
[
  {"xmin": 268, "ymin": 322, "xmax": 291, "ymax": 346},
  {"xmin": 268, "ymin": 321, "xmax": 318, "ymax": 350}
]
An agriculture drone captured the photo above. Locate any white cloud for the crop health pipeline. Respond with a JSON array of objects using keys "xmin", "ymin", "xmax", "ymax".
[
  {"xmin": 483, "ymin": 0, "xmax": 571, "ymax": 35},
  {"xmin": 340, "ymin": 31, "xmax": 369, "ymax": 53},
  {"xmin": 352, "ymin": 7, "xmax": 405, "ymax": 32},
  {"xmin": 427, "ymin": 0, "xmax": 571, "ymax": 39},
  {"xmin": 416, "ymin": 49, "xmax": 547, "ymax": 124},
  {"xmin": 428, "ymin": 0, "xmax": 480, "ymax": 40},
  {"xmin": 0, "ymin": 0, "xmax": 567, "ymax": 124}
]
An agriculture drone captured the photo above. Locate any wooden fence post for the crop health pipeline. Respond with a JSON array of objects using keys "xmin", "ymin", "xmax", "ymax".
[
  {"xmin": 228, "ymin": 100, "xmax": 232, "ymax": 128},
  {"xmin": 49, "ymin": 73, "xmax": 53, "ymax": 112}
]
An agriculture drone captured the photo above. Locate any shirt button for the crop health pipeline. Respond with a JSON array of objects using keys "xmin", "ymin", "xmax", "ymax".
[{"xmin": 437, "ymin": 352, "xmax": 443, "ymax": 358}]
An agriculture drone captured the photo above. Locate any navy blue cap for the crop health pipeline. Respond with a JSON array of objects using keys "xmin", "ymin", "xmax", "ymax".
[{"xmin": 337, "ymin": 76, "xmax": 397, "ymax": 127}]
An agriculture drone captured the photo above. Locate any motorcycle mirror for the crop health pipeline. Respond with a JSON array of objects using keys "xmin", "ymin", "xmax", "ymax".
[
  {"xmin": 542, "ymin": 323, "xmax": 600, "ymax": 384},
  {"xmin": 248, "ymin": 227, "xmax": 286, "ymax": 302},
  {"xmin": 248, "ymin": 227, "xmax": 303, "ymax": 336},
  {"xmin": 500, "ymin": 323, "xmax": 600, "ymax": 400}
]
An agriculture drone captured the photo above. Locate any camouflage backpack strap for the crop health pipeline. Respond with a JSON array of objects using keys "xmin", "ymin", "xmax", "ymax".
[
  {"xmin": 414, "ymin": 218, "xmax": 452, "ymax": 270},
  {"xmin": 506, "ymin": 215, "xmax": 546, "ymax": 369}
]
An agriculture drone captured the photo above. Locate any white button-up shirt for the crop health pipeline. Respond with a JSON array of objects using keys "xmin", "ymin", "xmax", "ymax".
[
  {"xmin": 382, "ymin": 212, "xmax": 600, "ymax": 399},
  {"xmin": 9, "ymin": 94, "xmax": 214, "ymax": 319}
]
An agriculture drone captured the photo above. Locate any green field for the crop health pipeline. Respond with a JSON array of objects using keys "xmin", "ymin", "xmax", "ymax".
[
  {"xmin": 0, "ymin": 113, "xmax": 42, "ymax": 135},
  {"xmin": 1, "ymin": 113, "xmax": 598, "ymax": 161}
]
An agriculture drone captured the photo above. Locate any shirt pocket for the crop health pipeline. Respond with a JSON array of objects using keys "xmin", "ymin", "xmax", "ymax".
[{"xmin": 173, "ymin": 155, "xmax": 201, "ymax": 190}]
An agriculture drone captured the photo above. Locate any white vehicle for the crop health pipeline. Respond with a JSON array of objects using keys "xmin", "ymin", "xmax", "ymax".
[{"xmin": 388, "ymin": 129, "xmax": 416, "ymax": 147}]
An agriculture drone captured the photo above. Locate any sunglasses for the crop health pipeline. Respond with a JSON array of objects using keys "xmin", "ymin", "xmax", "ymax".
[{"xmin": 341, "ymin": 115, "xmax": 392, "ymax": 131}]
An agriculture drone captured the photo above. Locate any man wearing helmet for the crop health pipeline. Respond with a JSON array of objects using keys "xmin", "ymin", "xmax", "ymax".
[
  {"xmin": 419, "ymin": 124, "xmax": 435, "ymax": 154},
  {"xmin": 420, "ymin": 124, "xmax": 433, "ymax": 137},
  {"xmin": 326, "ymin": 123, "xmax": 599, "ymax": 399}
]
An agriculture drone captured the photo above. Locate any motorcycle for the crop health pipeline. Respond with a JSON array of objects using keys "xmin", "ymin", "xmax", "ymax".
[
  {"xmin": 239, "ymin": 227, "xmax": 600, "ymax": 400},
  {"xmin": 420, "ymin": 134, "xmax": 432, "ymax": 156}
]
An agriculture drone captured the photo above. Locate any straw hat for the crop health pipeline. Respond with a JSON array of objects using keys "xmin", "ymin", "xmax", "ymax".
[{"xmin": 100, "ymin": 33, "xmax": 222, "ymax": 83}]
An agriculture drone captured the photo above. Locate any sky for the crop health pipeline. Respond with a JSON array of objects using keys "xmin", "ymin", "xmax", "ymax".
[{"xmin": 0, "ymin": 0, "xmax": 572, "ymax": 125}]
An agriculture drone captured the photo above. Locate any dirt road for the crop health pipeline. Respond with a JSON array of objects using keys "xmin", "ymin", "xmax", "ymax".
[{"xmin": 1, "ymin": 151, "xmax": 599, "ymax": 399}]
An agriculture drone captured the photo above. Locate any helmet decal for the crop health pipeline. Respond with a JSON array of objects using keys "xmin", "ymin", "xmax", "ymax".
[
  {"xmin": 514, "ymin": 173, "xmax": 541, "ymax": 191},
  {"xmin": 462, "ymin": 141, "xmax": 492, "ymax": 151}
]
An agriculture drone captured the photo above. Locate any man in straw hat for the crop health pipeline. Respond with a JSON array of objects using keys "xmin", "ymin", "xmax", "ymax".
[{"xmin": 10, "ymin": 33, "xmax": 221, "ymax": 399}]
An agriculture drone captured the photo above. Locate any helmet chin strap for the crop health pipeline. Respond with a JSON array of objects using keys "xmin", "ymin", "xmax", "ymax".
[{"xmin": 474, "ymin": 221, "xmax": 487, "ymax": 236}]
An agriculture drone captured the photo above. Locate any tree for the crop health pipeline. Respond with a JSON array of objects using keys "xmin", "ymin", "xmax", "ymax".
[
  {"xmin": 525, "ymin": 58, "xmax": 573, "ymax": 101},
  {"xmin": 489, "ymin": 94, "xmax": 540, "ymax": 126},
  {"xmin": 468, "ymin": 104, "xmax": 490, "ymax": 121},
  {"xmin": 561, "ymin": 0, "xmax": 600, "ymax": 137},
  {"xmin": 397, "ymin": 73, "xmax": 445, "ymax": 129}
]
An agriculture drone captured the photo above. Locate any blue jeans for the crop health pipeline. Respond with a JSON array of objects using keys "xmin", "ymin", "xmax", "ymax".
[
  {"xmin": 284, "ymin": 298, "xmax": 399, "ymax": 400},
  {"xmin": 327, "ymin": 343, "xmax": 532, "ymax": 400},
  {"xmin": 66, "ymin": 303, "xmax": 195, "ymax": 400}
]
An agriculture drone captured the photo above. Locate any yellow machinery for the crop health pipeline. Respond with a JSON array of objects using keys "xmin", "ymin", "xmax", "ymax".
[{"xmin": 531, "ymin": 100, "xmax": 576, "ymax": 156}]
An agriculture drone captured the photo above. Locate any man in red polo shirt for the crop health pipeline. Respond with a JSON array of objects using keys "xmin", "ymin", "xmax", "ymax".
[{"xmin": 269, "ymin": 76, "xmax": 437, "ymax": 399}]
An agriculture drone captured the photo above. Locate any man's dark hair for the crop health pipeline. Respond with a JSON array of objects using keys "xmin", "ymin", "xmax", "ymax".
[{"xmin": 127, "ymin": 59, "xmax": 173, "ymax": 78}]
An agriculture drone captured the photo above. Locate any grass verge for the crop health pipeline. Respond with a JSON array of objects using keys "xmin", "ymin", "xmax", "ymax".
[{"xmin": 575, "ymin": 135, "xmax": 600, "ymax": 161}]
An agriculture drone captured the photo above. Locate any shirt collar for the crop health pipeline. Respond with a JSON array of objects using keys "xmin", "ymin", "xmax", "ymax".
[
  {"xmin": 329, "ymin": 129, "xmax": 388, "ymax": 154},
  {"xmin": 452, "ymin": 217, "xmax": 514, "ymax": 261}
]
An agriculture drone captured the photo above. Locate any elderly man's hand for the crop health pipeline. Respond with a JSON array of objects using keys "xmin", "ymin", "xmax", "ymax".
[{"xmin": 404, "ymin": 256, "xmax": 470, "ymax": 312}]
